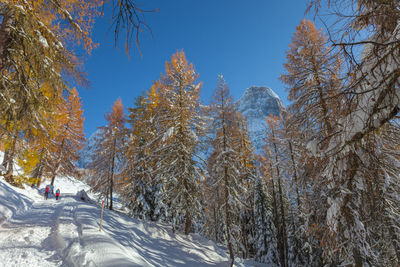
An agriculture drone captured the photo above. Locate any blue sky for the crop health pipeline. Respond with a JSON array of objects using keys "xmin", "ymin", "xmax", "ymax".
[{"xmin": 78, "ymin": 0, "xmax": 315, "ymax": 136}]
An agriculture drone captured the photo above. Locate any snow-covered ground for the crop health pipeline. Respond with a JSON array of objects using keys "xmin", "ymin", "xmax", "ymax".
[{"xmin": 0, "ymin": 176, "xmax": 266, "ymax": 267}]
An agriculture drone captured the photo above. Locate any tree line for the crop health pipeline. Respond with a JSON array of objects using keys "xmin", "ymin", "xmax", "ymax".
[
  {"xmin": 89, "ymin": 13, "xmax": 400, "ymax": 264},
  {"xmin": 0, "ymin": 0, "xmax": 151, "ymax": 185},
  {"xmin": 1, "ymin": 0, "xmax": 399, "ymax": 266}
]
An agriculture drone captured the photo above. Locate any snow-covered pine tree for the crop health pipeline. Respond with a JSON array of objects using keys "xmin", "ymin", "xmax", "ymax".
[
  {"xmin": 280, "ymin": 18, "xmax": 342, "ymax": 141},
  {"xmin": 204, "ymin": 148, "xmax": 226, "ymax": 243},
  {"xmin": 279, "ymin": 18, "xmax": 345, "ymax": 266},
  {"xmin": 120, "ymin": 90, "xmax": 166, "ymax": 220},
  {"xmin": 274, "ymin": 1, "xmax": 400, "ymax": 264},
  {"xmin": 234, "ymin": 114, "xmax": 257, "ymax": 259},
  {"xmin": 89, "ymin": 98, "xmax": 126, "ymax": 210},
  {"xmin": 279, "ymin": 110, "xmax": 320, "ymax": 266},
  {"xmin": 299, "ymin": 1, "xmax": 400, "ymax": 265},
  {"xmin": 263, "ymin": 115, "xmax": 289, "ymax": 267},
  {"xmin": 206, "ymin": 75, "xmax": 256, "ymax": 264},
  {"xmin": 149, "ymin": 51, "xmax": 205, "ymax": 235},
  {"xmin": 253, "ymin": 172, "xmax": 279, "ymax": 266}
]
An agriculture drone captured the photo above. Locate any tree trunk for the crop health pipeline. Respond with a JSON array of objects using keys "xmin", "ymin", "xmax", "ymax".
[
  {"xmin": 35, "ymin": 170, "xmax": 43, "ymax": 187},
  {"xmin": 270, "ymin": 170, "xmax": 285, "ymax": 267},
  {"xmin": 224, "ymin": 165, "xmax": 234, "ymax": 264},
  {"xmin": 0, "ymin": 8, "xmax": 14, "ymax": 75},
  {"xmin": 51, "ymin": 139, "xmax": 66, "ymax": 186},
  {"xmin": 31, "ymin": 160, "xmax": 44, "ymax": 187},
  {"xmin": 50, "ymin": 172, "xmax": 56, "ymax": 186},
  {"xmin": 184, "ymin": 211, "xmax": 191, "ymax": 235},
  {"xmin": 2, "ymin": 148, "xmax": 9, "ymax": 171},
  {"xmin": 288, "ymin": 141, "xmax": 301, "ymax": 209},
  {"xmin": 271, "ymin": 130, "xmax": 288, "ymax": 267},
  {"xmin": 353, "ymin": 247, "xmax": 363, "ymax": 267},
  {"xmin": 277, "ymin": 176, "xmax": 288, "ymax": 267},
  {"xmin": 109, "ymin": 137, "xmax": 116, "ymax": 210},
  {"xmin": 4, "ymin": 132, "xmax": 18, "ymax": 184},
  {"xmin": 214, "ymin": 206, "xmax": 219, "ymax": 242},
  {"xmin": 384, "ymin": 204, "xmax": 400, "ymax": 264},
  {"xmin": 50, "ymin": 160, "xmax": 60, "ymax": 186},
  {"xmin": 312, "ymin": 61, "xmax": 333, "ymax": 136}
]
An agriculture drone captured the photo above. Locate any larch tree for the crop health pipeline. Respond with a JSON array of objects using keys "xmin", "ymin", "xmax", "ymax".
[
  {"xmin": 0, "ymin": 1, "xmax": 97, "ymax": 184},
  {"xmin": 305, "ymin": 0, "xmax": 399, "ymax": 143},
  {"xmin": 279, "ymin": 18, "xmax": 344, "ymax": 265},
  {"xmin": 89, "ymin": 98, "xmax": 126, "ymax": 210},
  {"xmin": 254, "ymin": 159, "xmax": 279, "ymax": 266},
  {"xmin": 233, "ymin": 112, "xmax": 257, "ymax": 259},
  {"xmin": 23, "ymin": 82, "xmax": 66, "ymax": 187},
  {"xmin": 0, "ymin": 0, "xmax": 154, "ymax": 185},
  {"xmin": 150, "ymin": 51, "xmax": 205, "ymax": 235},
  {"xmin": 279, "ymin": 110, "xmax": 314, "ymax": 266},
  {"xmin": 278, "ymin": 1, "xmax": 400, "ymax": 265},
  {"xmin": 206, "ymin": 75, "xmax": 255, "ymax": 264},
  {"xmin": 46, "ymin": 88, "xmax": 85, "ymax": 185},
  {"xmin": 120, "ymin": 88, "xmax": 164, "ymax": 220},
  {"xmin": 280, "ymin": 18, "xmax": 343, "ymax": 141},
  {"xmin": 263, "ymin": 115, "xmax": 290, "ymax": 267}
]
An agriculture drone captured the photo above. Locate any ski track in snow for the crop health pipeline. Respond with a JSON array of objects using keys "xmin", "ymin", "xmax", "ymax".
[{"xmin": 0, "ymin": 179, "xmax": 264, "ymax": 267}]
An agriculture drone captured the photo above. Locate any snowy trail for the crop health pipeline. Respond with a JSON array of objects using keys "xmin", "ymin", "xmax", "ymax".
[
  {"xmin": 0, "ymin": 192, "xmax": 153, "ymax": 266},
  {"xmin": 0, "ymin": 193, "xmax": 66, "ymax": 266},
  {"xmin": 0, "ymin": 180, "xmax": 263, "ymax": 267}
]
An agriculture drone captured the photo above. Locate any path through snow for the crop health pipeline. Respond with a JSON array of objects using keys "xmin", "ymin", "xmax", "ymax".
[{"xmin": 0, "ymin": 179, "xmax": 265, "ymax": 267}]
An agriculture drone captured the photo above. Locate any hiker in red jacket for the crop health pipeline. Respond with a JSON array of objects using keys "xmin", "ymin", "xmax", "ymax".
[
  {"xmin": 55, "ymin": 189, "xmax": 60, "ymax": 200},
  {"xmin": 44, "ymin": 185, "xmax": 50, "ymax": 200}
]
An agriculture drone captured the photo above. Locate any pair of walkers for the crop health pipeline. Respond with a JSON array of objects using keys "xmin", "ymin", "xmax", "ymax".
[{"xmin": 44, "ymin": 185, "xmax": 60, "ymax": 200}]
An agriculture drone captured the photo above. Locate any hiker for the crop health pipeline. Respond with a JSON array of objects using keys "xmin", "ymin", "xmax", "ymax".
[
  {"xmin": 44, "ymin": 185, "xmax": 50, "ymax": 200},
  {"xmin": 55, "ymin": 189, "xmax": 60, "ymax": 200}
]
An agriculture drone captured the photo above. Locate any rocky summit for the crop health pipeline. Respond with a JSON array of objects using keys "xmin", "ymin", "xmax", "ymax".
[{"xmin": 235, "ymin": 86, "xmax": 283, "ymax": 153}]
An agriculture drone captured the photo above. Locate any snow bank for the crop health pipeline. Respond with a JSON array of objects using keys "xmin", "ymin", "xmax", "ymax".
[
  {"xmin": 76, "ymin": 189, "xmax": 95, "ymax": 204},
  {"xmin": 0, "ymin": 180, "xmax": 33, "ymax": 224},
  {"xmin": 0, "ymin": 176, "xmax": 266, "ymax": 266}
]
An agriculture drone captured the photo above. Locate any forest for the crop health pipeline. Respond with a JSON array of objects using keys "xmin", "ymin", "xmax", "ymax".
[{"xmin": 0, "ymin": 0, "xmax": 399, "ymax": 266}]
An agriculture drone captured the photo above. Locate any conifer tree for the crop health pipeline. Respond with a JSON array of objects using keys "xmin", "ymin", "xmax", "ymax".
[
  {"xmin": 120, "ymin": 89, "xmax": 164, "ymax": 220},
  {"xmin": 149, "ymin": 51, "xmax": 205, "ymax": 235},
  {"xmin": 0, "ymin": 1, "xmax": 95, "ymax": 184},
  {"xmin": 253, "ymin": 172, "xmax": 278, "ymax": 266},
  {"xmin": 280, "ymin": 18, "xmax": 342, "ymax": 141},
  {"xmin": 89, "ymin": 98, "xmax": 126, "ymax": 210},
  {"xmin": 0, "ymin": 0, "xmax": 151, "ymax": 185},
  {"xmin": 279, "ymin": 18, "xmax": 344, "ymax": 265},
  {"xmin": 264, "ymin": 115, "xmax": 289, "ymax": 267},
  {"xmin": 281, "ymin": 3, "xmax": 400, "ymax": 264},
  {"xmin": 47, "ymin": 88, "xmax": 85, "ymax": 185},
  {"xmin": 206, "ymin": 75, "xmax": 256, "ymax": 264},
  {"xmin": 25, "ymin": 83, "xmax": 66, "ymax": 186}
]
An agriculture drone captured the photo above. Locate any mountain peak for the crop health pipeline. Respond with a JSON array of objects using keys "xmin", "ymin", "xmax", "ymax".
[
  {"xmin": 236, "ymin": 86, "xmax": 282, "ymax": 120},
  {"xmin": 240, "ymin": 86, "xmax": 281, "ymax": 102},
  {"xmin": 236, "ymin": 86, "xmax": 283, "ymax": 153}
]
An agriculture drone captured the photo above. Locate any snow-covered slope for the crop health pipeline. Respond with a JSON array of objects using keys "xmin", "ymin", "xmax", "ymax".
[
  {"xmin": 0, "ymin": 177, "xmax": 266, "ymax": 267},
  {"xmin": 235, "ymin": 86, "xmax": 283, "ymax": 153}
]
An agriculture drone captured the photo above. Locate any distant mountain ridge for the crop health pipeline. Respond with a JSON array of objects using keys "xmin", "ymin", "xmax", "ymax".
[{"xmin": 235, "ymin": 86, "xmax": 283, "ymax": 154}]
